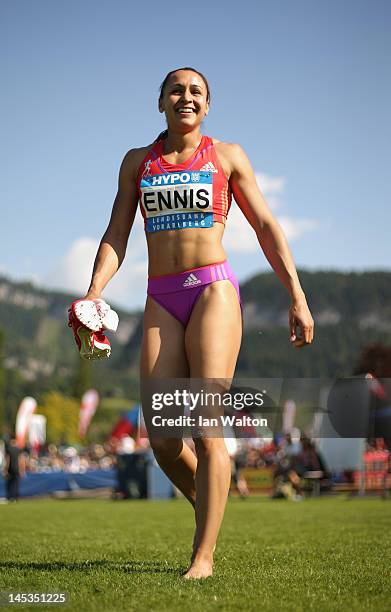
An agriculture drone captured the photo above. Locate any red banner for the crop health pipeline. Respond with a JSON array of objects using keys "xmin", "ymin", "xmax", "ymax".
[
  {"xmin": 15, "ymin": 397, "xmax": 37, "ymax": 448},
  {"xmin": 79, "ymin": 389, "xmax": 99, "ymax": 438}
]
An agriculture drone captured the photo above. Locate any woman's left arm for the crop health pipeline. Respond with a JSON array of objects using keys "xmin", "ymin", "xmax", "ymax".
[{"xmin": 226, "ymin": 143, "xmax": 314, "ymax": 347}]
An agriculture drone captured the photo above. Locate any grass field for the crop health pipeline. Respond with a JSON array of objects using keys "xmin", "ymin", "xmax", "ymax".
[{"xmin": 0, "ymin": 496, "xmax": 390, "ymax": 611}]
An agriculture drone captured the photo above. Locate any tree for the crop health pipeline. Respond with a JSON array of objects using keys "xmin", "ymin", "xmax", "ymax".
[
  {"xmin": 0, "ymin": 328, "xmax": 5, "ymax": 434},
  {"xmin": 72, "ymin": 357, "xmax": 92, "ymax": 400},
  {"xmin": 39, "ymin": 391, "xmax": 80, "ymax": 445}
]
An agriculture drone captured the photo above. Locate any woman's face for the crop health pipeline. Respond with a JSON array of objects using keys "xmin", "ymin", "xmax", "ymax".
[{"xmin": 159, "ymin": 70, "xmax": 209, "ymax": 133}]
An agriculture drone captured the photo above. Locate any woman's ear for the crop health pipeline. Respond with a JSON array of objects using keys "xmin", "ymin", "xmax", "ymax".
[{"xmin": 158, "ymin": 100, "xmax": 164, "ymax": 113}]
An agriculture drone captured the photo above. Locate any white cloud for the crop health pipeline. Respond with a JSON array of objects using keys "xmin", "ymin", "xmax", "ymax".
[
  {"xmin": 277, "ymin": 216, "xmax": 319, "ymax": 241},
  {"xmin": 255, "ymin": 173, "xmax": 285, "ymax": 194},
  {"xmin": 42, "ymin": 173, "xmax": 319, "ymax": 306},
  {"xmin": 255, "ymin": 173, "xmax": 285, "ymax": 211},
  {"xmin": 224, "ymin": 207, "xmax": 319, "ymax": 253},
  {"xmin": 102, "ymin": 219, "xmax": 148, "ymax": 309},
  {"xmin": 103, "ymin": 257, "xmax": 148, "ymax": 310},
  {"xmin": 44, "ymin": 223, "xmax": 149, "ymax": 309},
  {"xmin": 45, "ymin": 237, "xmax": 100, "ymax": 296},
  {"xmin": 264, "ymin": 195, "xmax": 282, "ymax": 211},
  {"xmin": 223, "ymin": 205, "xmax": 259, "ymax": 253},
  {"xmin": 224, "ymin": 172, "xmax": 318, "ymax": 253}
]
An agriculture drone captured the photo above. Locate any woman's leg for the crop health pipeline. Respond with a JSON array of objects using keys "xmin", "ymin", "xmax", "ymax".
[
  {"xmin": 183, "ymin": 279, "xmax": 242, "ymax": 579},
  {"xmin": 140, "ymin": 296, "xmax": 197, "ymax": 506}
]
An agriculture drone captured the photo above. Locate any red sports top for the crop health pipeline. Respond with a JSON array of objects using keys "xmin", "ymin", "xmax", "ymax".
[{"xmin": 137, "ymin": 135, "xmax": 232, "ymax": 233}]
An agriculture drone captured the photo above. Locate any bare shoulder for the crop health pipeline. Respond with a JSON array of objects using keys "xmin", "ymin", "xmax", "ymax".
[
  {"xmin": 120, "ymin": 143, "xmax": 155, "ymax": 180},
  {"xmin": 211, "ymin": 139, "xmax": 249, "ymax": 176}
]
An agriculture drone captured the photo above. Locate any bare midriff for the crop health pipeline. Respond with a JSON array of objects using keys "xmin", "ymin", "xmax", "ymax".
[{"xmin": 146, "ymin": 222, "xmax": 227, "ymax": 277}]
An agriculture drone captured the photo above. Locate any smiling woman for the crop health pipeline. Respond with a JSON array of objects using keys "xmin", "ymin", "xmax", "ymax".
[
  {"xmin": 82, "ymin": 66, "xmax": 314, "ymax": 579},
  {"xmin": 154, "ymin": 67, "xmax": 211, "ymax": 143}
]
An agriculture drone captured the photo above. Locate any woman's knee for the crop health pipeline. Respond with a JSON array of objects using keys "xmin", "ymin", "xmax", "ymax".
[
  {"xmin": 150, "ymin": 437, "xmax": 183, "ymax": 461},
  {"xmin": 193, "ymin": 436, "xmax": 229, "ymax": 460}
]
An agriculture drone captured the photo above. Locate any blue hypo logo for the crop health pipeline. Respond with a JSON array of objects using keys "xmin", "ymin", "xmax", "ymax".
[{"xmin": 140, "ymin": 171, "xmax": 214, "ymax": 232}]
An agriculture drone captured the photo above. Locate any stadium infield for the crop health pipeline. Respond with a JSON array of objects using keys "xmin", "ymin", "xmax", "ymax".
[{"xmin": 0, "ymin": 496, "xmax": 390, "ymax": 611}]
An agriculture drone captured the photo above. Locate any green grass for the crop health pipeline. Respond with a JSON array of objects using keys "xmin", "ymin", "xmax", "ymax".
[{"xmin": 0, "ymin": 496, "xmax": 390, "ymax": 611}]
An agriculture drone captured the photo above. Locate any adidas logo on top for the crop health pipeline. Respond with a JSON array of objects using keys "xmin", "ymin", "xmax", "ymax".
[
  {"xmin": 183, "ymin": 273, "xmax": 202, "ymax": 287},
  {"xmin": 200, "ymin": 162, "xmax": 218, "ymax": 173}
]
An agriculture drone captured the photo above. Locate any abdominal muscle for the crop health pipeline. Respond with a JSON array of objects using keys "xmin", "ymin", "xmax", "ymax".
[{"xmin": 146, "ymin": 221, "xmax": 227, "ymax": 277}]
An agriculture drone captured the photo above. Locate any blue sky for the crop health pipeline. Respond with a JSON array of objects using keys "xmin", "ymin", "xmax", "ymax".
[{"xmin": 1, "ymin": 0, "xmax": 390, "ymax": 309}]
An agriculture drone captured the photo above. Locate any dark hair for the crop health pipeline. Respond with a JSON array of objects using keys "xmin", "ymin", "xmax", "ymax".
[
  {"xmin": 353, "ymin": 343, "xmax": 391, "ymax": 378},
  {"xmin": 155, "ymin": 67, "xmax": 211, "ymax": 142}
]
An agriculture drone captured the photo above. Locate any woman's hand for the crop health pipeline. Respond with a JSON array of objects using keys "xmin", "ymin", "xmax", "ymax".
[{"xmin": 289, "ymin": 296, "xmax": 314, "ymax": 348}]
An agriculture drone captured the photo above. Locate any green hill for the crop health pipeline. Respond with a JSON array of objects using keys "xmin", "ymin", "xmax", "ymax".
[
  {"xmin": 1, "ymin": 270, "xmax": 390, "ymax": 421},
  {"xmin": 237, "ymin": 269, "xmax": 391, "ymax": 377}
]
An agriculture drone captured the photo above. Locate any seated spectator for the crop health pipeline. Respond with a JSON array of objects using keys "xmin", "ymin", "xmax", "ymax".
[
  {"xmin": 283, "ymin": 432, "xmax": 302, "ymax": 458},
  {"xmin": 272, "ymin": 454, "xmax": 304, "ymax": 501}
]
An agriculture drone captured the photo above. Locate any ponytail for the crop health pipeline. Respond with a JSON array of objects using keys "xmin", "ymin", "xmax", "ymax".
[{"xmin": 154, "ymin": 129, "xmax": 168, "ymax": 143}]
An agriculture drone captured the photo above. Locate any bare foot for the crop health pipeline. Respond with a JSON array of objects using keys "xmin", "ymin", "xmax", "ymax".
[
  {"xmin": 191, "ymin": 532, "xmax": 216, "ymax": 563},
  {"xmin": 182, "ymin": 555, "xmax": 213, "ymax": 580}
]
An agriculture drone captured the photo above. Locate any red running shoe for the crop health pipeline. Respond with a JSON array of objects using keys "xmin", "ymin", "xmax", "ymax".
[{"xmin": 68, "ymin": 301, "xmax": 112, "ymax": 360}]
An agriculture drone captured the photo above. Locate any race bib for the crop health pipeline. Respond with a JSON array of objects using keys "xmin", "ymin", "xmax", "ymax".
[{"xmin": 140, "ymin": 171, "xmax": 214, "ymax": 232}]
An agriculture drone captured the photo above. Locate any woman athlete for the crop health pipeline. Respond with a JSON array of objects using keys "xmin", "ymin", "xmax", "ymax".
[{"xmin": 83, "ymin": 67, "xmax": 314, "ymax": 579}]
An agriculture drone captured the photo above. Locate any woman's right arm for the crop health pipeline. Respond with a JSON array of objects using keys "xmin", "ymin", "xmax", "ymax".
[{"xmin": 84, "ymin": 149, "xmax": 140, "ymax": 300}]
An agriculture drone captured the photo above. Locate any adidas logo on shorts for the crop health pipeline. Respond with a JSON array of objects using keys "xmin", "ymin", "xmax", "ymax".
[
  {"xmin": 183, "ymin": 273, "xmax": 202, "ymax": 287},
  {"xmin": 200, "ymin": 162, "xmax": 218, "ymax": 173}
]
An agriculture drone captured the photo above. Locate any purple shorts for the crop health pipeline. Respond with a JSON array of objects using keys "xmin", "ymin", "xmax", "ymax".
[{"xmin": 147, "ymin": 260, "xmax": 242, "ymax": 327}]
